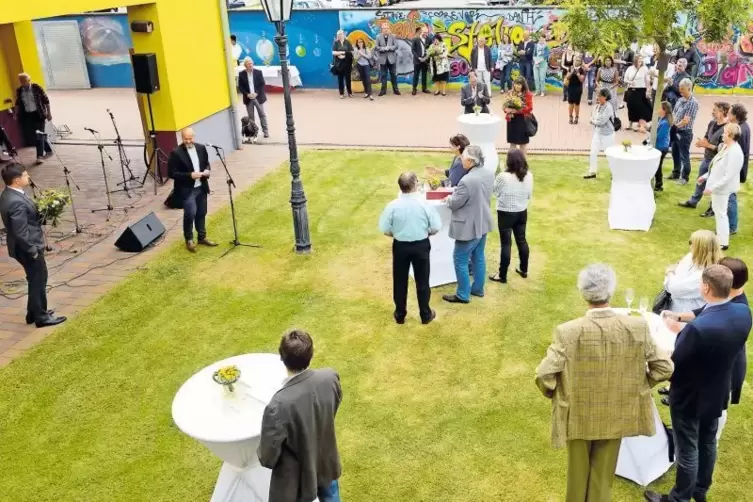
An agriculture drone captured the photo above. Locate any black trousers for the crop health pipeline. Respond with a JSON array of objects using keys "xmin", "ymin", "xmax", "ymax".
[
  {"xmin": 654, "ymin": 148, "xmax": 669, "ymax": 189},
  {"xmin": 497, "ymin": 209, "xmax": 529, "ymax": 279},
  {"xmin": 380, "ymin": 62, "xmax": 398, "ymax": 93},
  {"xmin": 15, "ymin": 250, "xmax": 49, "ymax": 321},
  {"xmin": 392, "ymin": 238, "xmax": 431, "ymax": 321},
  {"xmin": 356, "ymin": 64, "xmax": 372, "ymax": 96},
  {"xmin": 412, "ymin": 62, "xmax": 428, "ymax": 91},
  {"xmin": 337, "ymin": 68, "xmax": 352, "ymax": 96},
  {"xmin": 20, "ymin": 112, "xmax": 52, "ymax": 158}
]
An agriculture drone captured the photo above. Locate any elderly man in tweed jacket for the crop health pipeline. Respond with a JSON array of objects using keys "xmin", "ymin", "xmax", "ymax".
[{"xmin": 536, "ymin": 263, "xmax": 674, "ymax": 502}]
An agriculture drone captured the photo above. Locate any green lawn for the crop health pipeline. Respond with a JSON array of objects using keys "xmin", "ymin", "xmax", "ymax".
[{"xmin": 1, "ymin": 151, "xmax": 753, "ymax": 502}]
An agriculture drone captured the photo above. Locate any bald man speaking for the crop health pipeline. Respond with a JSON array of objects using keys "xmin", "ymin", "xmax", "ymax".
[{"xmin": 167, "ymin": 128, "xmax": 218, "ymax": 252}]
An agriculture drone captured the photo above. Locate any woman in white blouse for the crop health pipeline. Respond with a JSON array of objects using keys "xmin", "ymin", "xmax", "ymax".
[
  {"xmin": 664, "ymin": 229, "xmax": 723, "ymax": 313},
  {"xmin": 624, "ymin": 55, "xmax": 653, "ymax": 132},
  {"xmin": 489, "ymin": 149, "xmax": 533, "ymax": 284},
  {"xmin": 698, "ymin": 122, "xmax": 744, "ymax": 250}
]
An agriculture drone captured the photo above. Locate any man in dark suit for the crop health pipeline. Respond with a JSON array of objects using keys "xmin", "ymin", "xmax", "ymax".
[
  {"xmin": 258, "ymin": 330, "xmax": 342, "ymax": 502},
  {"xmin": 411, "ymin": 26, "xmax": 430, "ymax": 96},
  {"xmin": 460, "ymin": 71, "xmax": 491, "ymax": 114},
  {"xmin": 470, "ymin": 36, "xmax": 493, "ymax": 96},
  {"xmin": 238, "ymin": 58, "xmax": 269, "ymax": 138},
  {"xmin": 167, "ymin": 128, "xmax": 218, "ymax": 253},
  {"xmin": 516, "ymin": 32, "xmax": 535, "ymax": 92},
  {"xmin": 646, "ymin": 265, "xmax": 752, "ymax": 502},
  {"xmin": 0, "ymin": 163, "xmax": 65, "ymax": 327}
]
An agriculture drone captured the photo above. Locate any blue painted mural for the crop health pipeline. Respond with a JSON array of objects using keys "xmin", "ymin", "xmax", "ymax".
[
  {"xmin": 63, "ymin": 15, "xmax": 134, "ymax": 88},
  {"xmin": 229, "ymin": 10, "xmax": 340, "ymax": 88}
]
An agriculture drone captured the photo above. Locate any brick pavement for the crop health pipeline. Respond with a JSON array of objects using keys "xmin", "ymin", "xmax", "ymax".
[{"xmin": 1, "ymin": 86, "xmax": 750, "ymax": 367}]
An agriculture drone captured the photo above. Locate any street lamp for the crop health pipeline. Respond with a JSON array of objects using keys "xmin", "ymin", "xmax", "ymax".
[{"xmin": 259, "ymin": 0, "xmax": 312, "ymax": 254}]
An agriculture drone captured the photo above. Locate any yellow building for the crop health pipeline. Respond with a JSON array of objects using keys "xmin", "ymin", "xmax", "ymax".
[{"xmin": 1, "ymin": 0, "xmax": 239, "ymax": 159}]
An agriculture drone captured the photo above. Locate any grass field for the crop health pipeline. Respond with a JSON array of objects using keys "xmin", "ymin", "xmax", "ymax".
[{"xmin": 1, "ymin": 151, "xmax": 752, "ymax": 502}]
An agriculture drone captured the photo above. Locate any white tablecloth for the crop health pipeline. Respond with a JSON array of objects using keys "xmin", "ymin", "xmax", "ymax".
[
  {"xmin": 456, "ymin": 113, "xmax": 502, "ymax": 174},
  {"xmin": 412, "ymin": 196, "xmax": 456, "ymax": 287},
  {"xmin": 172, "ymin": 353, "xmax": 300, "ymax": 502},
  {"xmin": 606, "ymin": 145, "xmax": 661, "ymax": 231},
  {"xmin": 236, "ymin": 65, "xmax": 303, "ymax": 88},
  {"xmin": 610, "ymin": 309, "xmax": 675, "ymax": 486}
]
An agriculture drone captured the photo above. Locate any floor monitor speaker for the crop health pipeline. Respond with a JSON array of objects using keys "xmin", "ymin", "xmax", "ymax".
[{"xmin": 115, "ymin": 211, "xmax": 166, "ymax": 252}]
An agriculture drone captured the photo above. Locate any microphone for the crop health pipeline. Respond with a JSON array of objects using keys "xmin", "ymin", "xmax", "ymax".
[
  {"xmin": 84, "ymin": 127, "xmax": 98, "ymax": 134},
  {"xmin": 107, "ymin": 109, "xmax": 114, "ymax": 117},
  {"xmin": 28, "ymin": 177, "xmax": 38, "ymax": 188},
  {"xmin": 35, "ymin": 130, "xmax": 48, "ymax": 136},
  {"xmin": 207, "ymin": 143, "xmax": 223, "ymax": 151}
]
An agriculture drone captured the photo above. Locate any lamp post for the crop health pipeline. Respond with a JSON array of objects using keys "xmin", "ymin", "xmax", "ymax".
[{"xmin": 260, "ymin": 0, "xmax": 312, "ymax": 254}]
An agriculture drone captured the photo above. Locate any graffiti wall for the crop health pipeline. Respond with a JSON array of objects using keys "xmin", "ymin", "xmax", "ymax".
[
  {"xmin": 338, "ymin": 8, "xmax": 566, "ymax": 89},
  {"xmin": 35, "ymin": 9, "xmax": 753, "ymax": 94}
]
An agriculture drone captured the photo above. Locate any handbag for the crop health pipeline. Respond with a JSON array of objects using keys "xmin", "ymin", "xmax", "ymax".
[
  {"xmin": 610, "ymin": 116, "xmax": 622, "ymax": 131},
  {"xmin": 525, "ymin": 113, "xmax": 538, "ymax": 137},
  {"xmin": 329, "ymin": 60, "xmax": 339, "ymax": 76},
  {"xmin": 651, "ymin": 288, "xmax": 672, "ymax": 315}
]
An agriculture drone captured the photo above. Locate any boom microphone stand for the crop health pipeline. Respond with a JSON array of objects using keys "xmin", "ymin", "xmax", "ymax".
[
  {"xmin": 106, "ymin": 109, "xmax": 142, "ymax": 193},
  {"xmin": 39, "ymin": 131, "xmax": 83, "ymax": 239},
  {"xmin": 212, "ymin": 144, "xmax": 261, "ymax": 258},
  {"xmin": 88, "ymin": 129, "xmax": 131, "ymax": 221}
]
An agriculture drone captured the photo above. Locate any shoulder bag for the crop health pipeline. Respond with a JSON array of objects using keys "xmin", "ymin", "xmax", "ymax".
[
  {"xmin": 651, "ymin": 288, "xmax": 672, "ymax": 315},
  {"xmin": 525, "ymin": 113, "xmax": 538, "ymax": 137}
]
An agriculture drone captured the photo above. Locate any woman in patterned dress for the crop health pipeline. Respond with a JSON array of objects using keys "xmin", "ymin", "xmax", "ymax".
[{"xmin": 596, "ymin": 56, "xmax": 619, "ymax": 111}]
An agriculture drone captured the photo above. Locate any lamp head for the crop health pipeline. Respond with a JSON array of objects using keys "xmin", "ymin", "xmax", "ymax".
[{"xmin": 261, "ymin": 0, "xmax": 292, "ymax": 23}]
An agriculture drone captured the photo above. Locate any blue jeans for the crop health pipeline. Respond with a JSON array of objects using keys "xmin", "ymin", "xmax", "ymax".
[
  {"xmin": 688, "ymin": 158, "xmax": 711, "ymax": 206},
  {"xmin": 533, "ymin": 61, "xmax": 548, "ymax": 94},
  {"xmin": 669, "ymin": 407, "xmax": 719, "ymax": 502},
  {"xmin": 671, "ymin": 129, "xmax": 693, "ymax": 180},
  {"xmin": 183, "ymin": 186, "xmax": 207, "ymax": 242},
  {"xmin": 500, "ymin": 64, "xmax": 513, "ymax": 91},
  {"xmin": 728, "ymin": 193, "xmax": 738, "ymax": 232},
  {"xmin": 586, "ymin": 67, "xmax": 597, "ymax": 101},
  {"xmin": 453, "ymin": 235, "xmax": 487, "ymax": 301},
  {"xmin": 519, "ymin": 60, "xmax": 534, "ymax": 91},
  {"xmin": 299, "ymin": 480, "xmax": 340, "ymax": 502}
]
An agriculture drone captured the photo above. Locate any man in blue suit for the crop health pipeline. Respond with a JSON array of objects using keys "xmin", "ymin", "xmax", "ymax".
[{"xmin": 646, "ymin": 265, "xmax": 751, "ymax": 502}]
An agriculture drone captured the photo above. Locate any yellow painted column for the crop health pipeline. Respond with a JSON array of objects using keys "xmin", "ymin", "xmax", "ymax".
[
  {"xmin": 127, "ymin": 0, "xmax": 230, "ymax": 133},
  {"xmin": 0, "ymin": 21, "xmax": 45, "ymax": 112}
]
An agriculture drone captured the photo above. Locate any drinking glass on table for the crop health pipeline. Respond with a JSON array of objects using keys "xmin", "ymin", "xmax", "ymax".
[
  {"xmin": 625, "ymin": 288, "xmax": 635, "ymax": 310},
  {"xmin": 639, "ymin": 296, "xmax": 648, "ymax": 313}
]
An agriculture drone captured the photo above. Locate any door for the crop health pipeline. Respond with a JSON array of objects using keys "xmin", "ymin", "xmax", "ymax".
[{"xmin": 34, "ymin": 21, "xmax": 91, "ymax": 90}]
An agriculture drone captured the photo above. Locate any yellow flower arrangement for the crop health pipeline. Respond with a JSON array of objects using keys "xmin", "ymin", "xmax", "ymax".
[
  {"xmin": 424, "ymin": 175, "xmax": 442, "ymax": 190},
  {"xmin": 212, "ymin": 365, "xmax": 241, "ymax": 392},
  {"xmin": 621, "ymin": 139, "xmax": 632, "ymax": 152}
]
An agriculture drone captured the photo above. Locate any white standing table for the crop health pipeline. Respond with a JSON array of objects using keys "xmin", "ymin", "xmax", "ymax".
[
  {"xmin": 611, "ymin": 309, "xmax": 675, "ymax": 486},
  {"xmin": 172, "ymin": 354, "xmax": 314, "ymax": 502},
  {"xmin": 456, "ymin": 113, "xmax": 502, "ymax": 174},
  {"xmin": 605, "ymin": 145, "xmax": 661, "ymax": 231}
]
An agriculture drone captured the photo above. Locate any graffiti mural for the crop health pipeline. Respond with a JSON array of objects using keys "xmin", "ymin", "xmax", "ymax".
[
  {"xmin": 338, "ymin": 9, "xmax": 568, "ymax": 89},
  {"xmin": 693, "ymin": 20, "xmax": 753, "ymax": 93}
]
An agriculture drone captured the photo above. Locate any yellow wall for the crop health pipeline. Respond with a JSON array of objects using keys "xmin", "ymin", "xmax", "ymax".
[
  {"xmin": 0, "ymin": 0, "xmax": 230, "ymax": 130},
  {"xmin": 128, "ymin": 1, "xmax": 230, "ymax": 131}
]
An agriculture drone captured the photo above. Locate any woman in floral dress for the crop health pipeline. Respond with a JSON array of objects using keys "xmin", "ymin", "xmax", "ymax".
[{"xmin": 428, "ymin": 34, "xmax": 450, "ymax": 96}]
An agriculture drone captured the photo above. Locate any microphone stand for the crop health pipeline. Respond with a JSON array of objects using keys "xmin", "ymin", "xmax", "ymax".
[
  {"xmin": 42, "ymin": 132, "xmax": 84, "ymax": 240},
  {"xmin": 214, "ymin": 145, "xmax": 261, "ymax": 258},
  {"xmin": 88, "ymin": 129, "xmax": 130, "ymax": 221},
  {"xmin": 106, "ymin": 110, "xmax": 142, "ymax": 194}
]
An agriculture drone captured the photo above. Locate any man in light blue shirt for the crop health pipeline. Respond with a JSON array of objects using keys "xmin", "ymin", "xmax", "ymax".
[{"xmin": 379, "ymin": 172, "xmax": 442, "ymax": 325}]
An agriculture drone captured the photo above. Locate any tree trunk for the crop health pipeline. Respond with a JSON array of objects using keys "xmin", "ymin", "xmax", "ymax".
[{"xmin": 649, "ymin": 50, "xmax": 670, "ymax": 146}]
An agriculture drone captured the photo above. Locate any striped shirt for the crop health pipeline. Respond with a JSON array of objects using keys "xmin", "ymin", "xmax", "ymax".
[
  {"xmin": 673, "ymin": 95, "xmax": 700, "ymax": 131},
  {"xmin": 494, "ymin": 171, "xmax": 533, "ymax": 212}
]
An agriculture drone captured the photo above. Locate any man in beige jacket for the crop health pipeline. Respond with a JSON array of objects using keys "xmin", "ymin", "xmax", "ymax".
[{"xmin": 536, "ymin": 263, "xmax": 674, "ymax": 502}]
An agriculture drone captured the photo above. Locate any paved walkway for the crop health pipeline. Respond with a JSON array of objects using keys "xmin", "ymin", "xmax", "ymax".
[
  {"xmin": 44, "ymin": 87, "xmax": 753, "ymax": 152},
  {"xmin": 1, "ymin": 86, "xmax": 750, "ymax": 366}
]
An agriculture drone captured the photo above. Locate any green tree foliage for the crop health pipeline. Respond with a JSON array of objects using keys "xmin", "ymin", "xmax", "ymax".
[{"xmin": 561, "ymin": 0, "xmax": 750, "ymax": 142}]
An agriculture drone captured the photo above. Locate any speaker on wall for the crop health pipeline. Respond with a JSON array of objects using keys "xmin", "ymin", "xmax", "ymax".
[
  {"xmin": 115, "ymin": 211, "xmax": 166, "ymax": 252},
  {"xmin": 131, "ymin": 53, "xmax": 160, "ymax": 94}
]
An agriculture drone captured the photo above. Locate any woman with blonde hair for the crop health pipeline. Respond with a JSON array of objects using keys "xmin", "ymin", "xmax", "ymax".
[{"xmin": 663, "ymin": 229, "xmax": 724, "ymax": 313}]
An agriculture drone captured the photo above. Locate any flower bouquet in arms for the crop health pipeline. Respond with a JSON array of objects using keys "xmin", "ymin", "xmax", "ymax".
[
  {"xmin": 213, "ymin": 365, "xmax": 241, "ymax": 393},
  {"xmin": 35, "ymin": 189, "xmax": 71, "ymax": 227},
  {"xmin": 502, "ymin": 93, "xmax": 523, "ymax": 118}
]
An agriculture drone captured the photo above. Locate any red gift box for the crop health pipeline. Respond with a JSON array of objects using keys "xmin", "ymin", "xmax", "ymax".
[{"xmin": 426, "ymin": 188, "xmax": 453, "ymax": 200}]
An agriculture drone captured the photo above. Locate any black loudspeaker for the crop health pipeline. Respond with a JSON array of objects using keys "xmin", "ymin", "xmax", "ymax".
[
  {"xmin": 131, "ymin": 53, "xmax": 160, "ymax": 94},
  {"xmin": 115, "ymin": 211, "xmax": 166, "ymax": 252}
]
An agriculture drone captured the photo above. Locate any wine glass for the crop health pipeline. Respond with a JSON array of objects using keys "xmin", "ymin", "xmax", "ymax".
[
  {"xmin": 625, "ymin": 288, "xmax": 635, "ymax": 310},
  {"xmin": 639, "ymin": 296, "xmax": 649, "ymax": 313}
]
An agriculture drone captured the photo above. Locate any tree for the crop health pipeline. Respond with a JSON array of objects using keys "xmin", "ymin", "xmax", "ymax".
[{"xmin": 562, "ymin": 0, "xmax": 751, "ymax": 144}]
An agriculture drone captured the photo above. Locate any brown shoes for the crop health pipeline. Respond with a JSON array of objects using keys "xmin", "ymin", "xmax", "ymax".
[
  {"xmin": 186, "ymin": 241, "xmax": 197, "ymax": 253},
  {"xmin": 198, "ymin": 239, "xmax": 218, "ymax": 247}
]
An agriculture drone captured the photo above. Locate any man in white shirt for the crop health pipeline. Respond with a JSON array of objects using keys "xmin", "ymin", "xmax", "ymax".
[
  {"xmin": 230, "ymin": 34, "xmax": 242, "ymax": 65},
  {"xmin": 470, "ymin": 36, "xmax": 493, "ymax": 96},
  {"xmin": 167, "ymin": 128, "xmax": 218, "ymax": 252}
]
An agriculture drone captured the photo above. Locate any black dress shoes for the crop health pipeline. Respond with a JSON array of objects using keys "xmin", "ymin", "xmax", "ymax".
[
  {"xmin": 643, "ymin": 490, "xmax": 670, "ymax": 502},
  {"xmin": 421, "ymin": 310, "xmax": 436, "ymax": 325},
  {"xmin": 678, "ymin": 201, "xmax": 696, "ymax": 209},
  {"xmin": 442, "ymin": 294, "xmax": 469, "ymax": 304},
  {"xmin": 35, "ymin": 314, "xmax": 67, "ymax": 328},
  {"xmin": 658, "ymin": 385, "xmax": 670, "ymax": 395},
  {"xmin": 26, "ymin": 310, "xmax": 54, "ymax": 324},
  {"xmin": 393, "ymin": 312, "xmax": 405, "ymax": 325}
]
